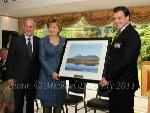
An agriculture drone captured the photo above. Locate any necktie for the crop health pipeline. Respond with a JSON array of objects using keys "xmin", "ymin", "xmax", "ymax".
[
  {"xmin": 111, "ymin": 30, "xmax": 121, "ymax": 45},
  {"xmin": 27, "ymin": 38, "xmax": 32, "ymax": 59},
  {"xmin": 115, "ymin": 30, "xmax": 121, "ymax": 38}
]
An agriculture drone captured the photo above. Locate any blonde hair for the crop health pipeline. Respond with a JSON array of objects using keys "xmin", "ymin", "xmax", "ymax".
[{"xmin": 46, "ymin": 18, "xmax": 62, "ymax": 33}]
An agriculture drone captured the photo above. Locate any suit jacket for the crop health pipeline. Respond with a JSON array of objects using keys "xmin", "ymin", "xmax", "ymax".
[
  {"xmin": 104, "ymin": 24, "xmax": 141, "ymax": 90},
  {"xmin": 6, "ymin": 34, "xmax": 40, "ymax": 83},
  {"xmin": 0, "ymin": 60, "xmax": 7, "ymax": 82}
]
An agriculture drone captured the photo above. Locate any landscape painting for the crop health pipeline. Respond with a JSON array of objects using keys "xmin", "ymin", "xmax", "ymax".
[
  {"xmin": 65, "ymin": 44, "xmax": 101, "ymax": 73},
  {"xmin": 59, "ymin": 38, "xmax": 110, "ymax": 82}
]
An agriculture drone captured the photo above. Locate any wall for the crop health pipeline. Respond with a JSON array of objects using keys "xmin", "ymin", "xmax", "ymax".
[{"xmin": 0, "ymin": 16, "xmax": 18, "ymax": 48}]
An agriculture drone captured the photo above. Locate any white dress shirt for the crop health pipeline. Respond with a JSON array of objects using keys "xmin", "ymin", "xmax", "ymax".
[{"xmin": 24, "ymin": 34, "xmax": 33, "ymax": 52}]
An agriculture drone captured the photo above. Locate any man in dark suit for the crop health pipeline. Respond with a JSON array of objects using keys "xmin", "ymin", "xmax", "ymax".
[
  {"xmin": 100, "ymin": 6, "xmax": 141, "ymax": 113},
  {"xmin": 6, "ymin": 18, "xmax": 40, "ymax": 113},
  {"xmin": 0, "ymin": 48, "xmax": 8, "ymax": 83}
]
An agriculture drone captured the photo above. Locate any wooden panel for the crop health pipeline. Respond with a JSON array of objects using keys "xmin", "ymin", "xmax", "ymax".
[
  {"xmin": 148, "ymin": 97, "xmax": 150, "ymax": 113},
  {"xmin": 148, "ymin": 71, "xmax": 150, "ymax": 91},
  {"xmin": 141, "ymin": 61, "xmax": 150, "ymax": 96}
]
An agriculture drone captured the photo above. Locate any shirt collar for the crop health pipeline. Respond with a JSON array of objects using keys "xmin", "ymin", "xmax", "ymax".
[
  {"xmin": 120, "ymin": 22, "xmax": 130, "ymax": 32},
  {"xmin": 24, "ymin": 33, "xmax": 33, "ymax": 40}
]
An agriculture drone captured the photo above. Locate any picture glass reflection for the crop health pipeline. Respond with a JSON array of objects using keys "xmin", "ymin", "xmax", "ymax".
[{"xmin": 65, "ymin": 44, "xmax": 102, "ymax": 73}]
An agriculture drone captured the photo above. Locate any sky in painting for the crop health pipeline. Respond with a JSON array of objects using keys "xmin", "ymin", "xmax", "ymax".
[{"xmin": 68, "ymin": 44, "xmax": 102, "ymax": 58}]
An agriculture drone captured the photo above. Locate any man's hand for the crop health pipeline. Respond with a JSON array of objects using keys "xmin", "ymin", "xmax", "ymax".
[
  {"xmin": 7, "ymin": 79, "xmax": 14, "ymax": 88},
  {"xmin": 99, "ymin": 77, "xmax": 108, "ymax": 87},
  {"xmin": 52, "ymin": 72, "xmax": 60, "ymax": 80}
]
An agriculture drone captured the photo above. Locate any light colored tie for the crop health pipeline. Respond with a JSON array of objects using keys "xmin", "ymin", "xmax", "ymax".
[{"xmin": 115, "ymin": 30, "xmax": 121, "ymax": 38}]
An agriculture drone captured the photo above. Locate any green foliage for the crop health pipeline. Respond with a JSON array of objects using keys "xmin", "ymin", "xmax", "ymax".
[
  {"xmin": 60, "ymin": 27, "xmax": 98, "ymax": 38},
  {"xmin": 34, "ymin": 19, "xmax": 150, "ymax": 62},
  {"xmin": 135, "ymin": 24, "xmax": 150, "ymax": 61},
  {"xmin": 104, "ymin": 25, "xmax": 116, "ymax": 38},
  {"xmin": 60, "ymin": 18, "xmax": 100, "ymax": 38},
  {"xmin": 34, "ymin": 28, "xmax": 47, "ymax": 38}
]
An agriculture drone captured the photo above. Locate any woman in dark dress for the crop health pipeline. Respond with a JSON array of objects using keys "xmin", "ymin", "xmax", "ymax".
[{"xmin": 37, "ymin": 19, "xmax": 66, "ymax": 113}]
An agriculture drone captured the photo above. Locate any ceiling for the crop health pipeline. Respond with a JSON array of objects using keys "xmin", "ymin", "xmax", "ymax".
[{"xmin": 0, "ymin": 0, "xmax": 150, "ymax": 18}]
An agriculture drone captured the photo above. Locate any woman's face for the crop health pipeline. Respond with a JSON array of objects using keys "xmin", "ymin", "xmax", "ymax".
[{"xmin": 48, "ymin": 22, "xmax": 60, "ymax": 36}]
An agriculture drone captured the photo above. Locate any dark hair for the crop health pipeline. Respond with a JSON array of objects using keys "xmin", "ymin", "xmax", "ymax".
[
  {"xmin": 46, "ymin": 18, "xmax": 62, "ymax": 33},
  {"xmin": 113, "ymin": 6, "xmax": 130, "ymax": 20}
]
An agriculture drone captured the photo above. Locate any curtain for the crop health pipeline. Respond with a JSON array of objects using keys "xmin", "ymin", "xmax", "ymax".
[{"xmin": 18, "ymin": 6, "xmax": 150, "ymax": 34}]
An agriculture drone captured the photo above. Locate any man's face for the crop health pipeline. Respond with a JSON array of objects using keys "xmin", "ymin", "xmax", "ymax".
[
  {"xmin": 24, "ymin": 19, "xmax": 36, "ymax": 37},
  {"xmin": 1, "ymin": 51, "xmax": 8, "ymax": 60},
  {"xmin": 113, "ymin": 11, "xmax": 129, "ymax": 30}
]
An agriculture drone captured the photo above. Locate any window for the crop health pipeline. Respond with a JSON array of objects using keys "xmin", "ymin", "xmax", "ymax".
[
  {"xmin": 60, "ymin": 17, "xmax": 101, "ymax": 38},
  {"xmin": 34, "ymin": 26, "xmax": 47, "ymax": 38},
  {"xmin": 34, "ymin": 19, "xmax": 150, "ymax": 62},
  {"xmin": 34, "ymin": 17, "xmax": 101, "ymax": 39}
]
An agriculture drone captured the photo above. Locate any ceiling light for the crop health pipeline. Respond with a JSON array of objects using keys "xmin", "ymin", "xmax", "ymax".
[
  {"xmin": 4, "ymin": 0, "xmax": 17, "ymax": 3},
  {"xmin": 4, "ymin": 0, "xmax": 8, "ymax": 3}
]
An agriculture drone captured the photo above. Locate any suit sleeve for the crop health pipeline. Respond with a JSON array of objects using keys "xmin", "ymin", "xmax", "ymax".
[
  {"xmin": 39, "ymin": 39, "xmax": 54, "ymax": 76},
  {"xmin": 6, "ymin": 37, "xmax": 17, "ymax": 80},
  {"xmin": 105, "ymin": 33, "xmax": 141, "ymax": 81}
]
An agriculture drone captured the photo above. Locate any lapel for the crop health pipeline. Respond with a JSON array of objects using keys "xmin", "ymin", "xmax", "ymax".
[
  {"xmin": 113, "ymin": 24, "xmax": 131, "ymax": 42},
  {"xmin": 118, "ymin": 24, "xmax": 131, "ymax": 38},
  {"xmin": 0, "ymin": 60, "xmax": 3, "ymax": 70},
  {"xmin": 32, "ymin": 36, "xmax": 38, "ymax": 59},
  {"xmin": 111, "ymin": 24, "xmax": 132, "ymax": 48}
]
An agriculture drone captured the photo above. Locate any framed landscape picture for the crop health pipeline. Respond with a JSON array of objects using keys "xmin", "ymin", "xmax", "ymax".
[{"xmin": 59, "ymin": 38, "xmax": 111, "ymax": 83}]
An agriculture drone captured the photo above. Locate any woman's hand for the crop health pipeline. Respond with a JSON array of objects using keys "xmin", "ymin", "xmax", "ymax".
[{"xmin": 52, "ymin": 72, "xmax": 60, "ymax": 80}]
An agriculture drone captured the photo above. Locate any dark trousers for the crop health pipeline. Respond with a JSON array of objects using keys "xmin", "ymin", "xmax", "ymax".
[
  {"xmin": 109, "ymin": 89, "xmax": 135, "ymax": 113},
  {"xmin": 43, "ymin": 106, "xmax": 62, "ymax": 113},
  {"xmin": 13, "ymin": 82, "xmax": 36, "ymax": 113}
]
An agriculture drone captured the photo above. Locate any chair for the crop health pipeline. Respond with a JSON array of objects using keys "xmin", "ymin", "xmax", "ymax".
[
  {"xmin": 65, "ymin": 79, "xmax": 87, "ymax": 113},
  {"xmin": 86, "ymin": 85, "xmax": 109, "ymax": 113},
  {"xmin": 34, "ymin": 99, "xmax": 39, "ymax": 110}
]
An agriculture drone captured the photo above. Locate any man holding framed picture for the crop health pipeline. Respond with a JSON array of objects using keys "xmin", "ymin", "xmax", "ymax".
[{"xmin": 100, "ymin": 6, "xmax": 141, "ymax": 113}]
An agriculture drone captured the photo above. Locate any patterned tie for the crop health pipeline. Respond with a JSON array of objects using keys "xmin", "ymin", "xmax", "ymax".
[
  {"xmin": 115, "ymin": 30, "xmax": 121, "ymax": 38},
  {"xmin": 27, "ymin": 38, "xmax": 32, "ymax": 59},
  {"xmin": 111, "ymin": 30, "xmax": 121, "ymax": 45}
]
